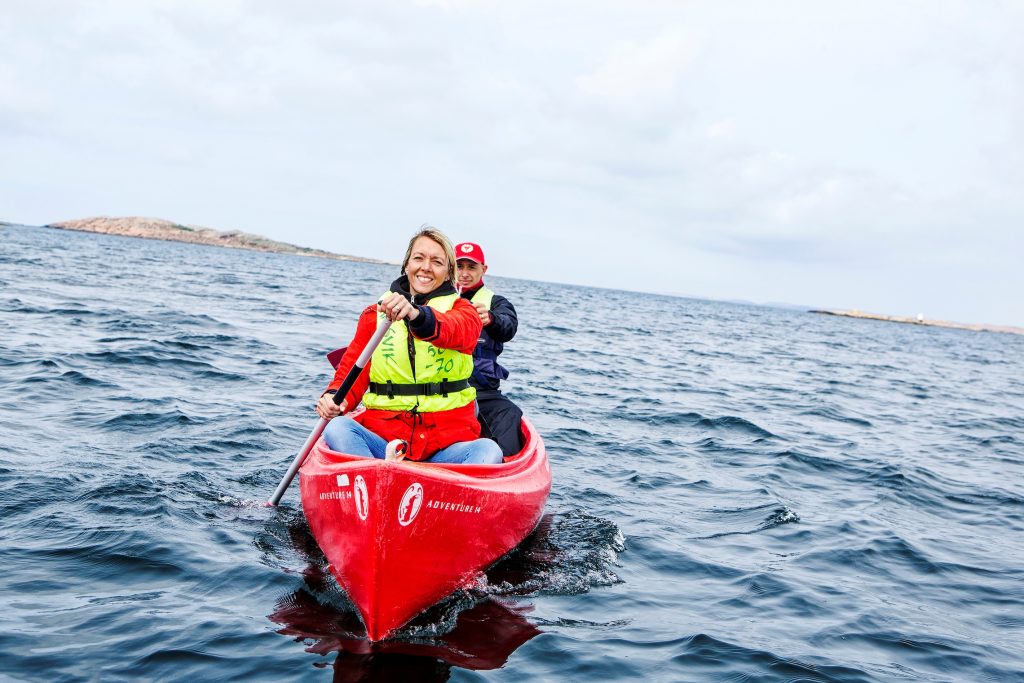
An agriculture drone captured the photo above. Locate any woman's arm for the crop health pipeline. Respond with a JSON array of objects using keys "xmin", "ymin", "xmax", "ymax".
[
  {"xmin": 408, "ymin": 297, "xmax": 482, "ymax": 354},
  {"xmin": 322, "ymin": 305, "xmax": 377, "ymax": 407}
]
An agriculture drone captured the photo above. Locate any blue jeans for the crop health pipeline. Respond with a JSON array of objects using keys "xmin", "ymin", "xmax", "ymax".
[{"xmin": 322, "ymin": 417, "xmax": 503, "ymax": 465}]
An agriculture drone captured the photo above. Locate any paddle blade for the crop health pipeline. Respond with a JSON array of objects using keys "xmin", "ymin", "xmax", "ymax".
[{"xmin": 326, "ymin": 346, "xmax": 347, "ymax": 369}]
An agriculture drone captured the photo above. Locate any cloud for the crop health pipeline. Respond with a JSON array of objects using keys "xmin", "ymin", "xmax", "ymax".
[
  {"xmin": 1, "ymin": 1, "xmax": 1023, "ymax": 325},
  {"xmin": 577, "ymin": 26, "xmax": 698, "ymax": 101}
]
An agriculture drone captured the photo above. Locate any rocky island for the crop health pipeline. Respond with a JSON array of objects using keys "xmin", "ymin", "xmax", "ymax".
[
  {"xmin": 810, "ymin": 309, "xmax": 1024, "ymax": 337},
  {"xmin": 42, "ymin": 216, "xmax": 390, "ymax": 264}
]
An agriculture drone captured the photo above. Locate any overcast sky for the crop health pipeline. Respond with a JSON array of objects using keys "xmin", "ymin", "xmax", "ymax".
[{"xmin": 3, "ymin": 1, "xmax": 1022, "ymax": 325}]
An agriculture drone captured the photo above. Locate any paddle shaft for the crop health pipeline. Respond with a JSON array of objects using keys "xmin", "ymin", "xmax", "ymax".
[{"xmin": 266, "ymin": 317, "xmax": 392, "ymax": 506}]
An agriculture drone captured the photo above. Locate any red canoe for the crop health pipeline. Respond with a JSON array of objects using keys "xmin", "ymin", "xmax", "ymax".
[{"xmin": 299, "ymin": 417, "xmax": 551, "ymax": 641}]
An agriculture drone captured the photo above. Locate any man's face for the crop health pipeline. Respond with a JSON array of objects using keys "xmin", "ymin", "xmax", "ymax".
[{"xmin": 457, "ymin": 259, "xmax": 487, "ymax": 289}]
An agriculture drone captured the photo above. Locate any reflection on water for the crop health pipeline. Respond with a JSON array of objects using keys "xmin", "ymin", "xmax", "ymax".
[{"xmin": 270, "ymin": 579, "xmax": 541, "ymax": 680}]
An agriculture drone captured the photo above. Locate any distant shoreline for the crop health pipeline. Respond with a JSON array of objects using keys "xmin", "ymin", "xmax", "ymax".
[
  {"xmin": 4, "ymin": 219, "xmax": 1019, "ymax": 334},
  {"xmin": 24, "ymin": 216, "xmax": 392, "ymax": 265},
  {"xmin": 810, "ymin": 309, "xmax": 1024, "ymax": 337}
]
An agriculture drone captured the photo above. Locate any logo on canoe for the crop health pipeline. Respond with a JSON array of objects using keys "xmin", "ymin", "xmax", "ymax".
[
  {"xmin": 354, "ymin": 475, "xmax": 369, "ymax": 521},
  {"xmin": 398, "ymin": 483, "xmax": 424, "ymax": 527}
]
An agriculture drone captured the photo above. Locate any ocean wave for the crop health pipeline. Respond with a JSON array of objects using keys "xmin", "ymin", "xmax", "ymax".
[
  {"xmin": 668, "ymin": 633, "xmax": 874, "ymax": 681},
  {"xmin": 20, "ymin": 368, "xmax": 121, "ymax": 388},
  {"xmin": 609, "ymin": 405, "xmax": 780, "ymax": 438},
  {"xmin": 692, "ymin": 503, "xmax": 800, "ymax": 540},
  {"xmin": 99, "ymin": 409, "xmax": 207, "ymax": 431}
]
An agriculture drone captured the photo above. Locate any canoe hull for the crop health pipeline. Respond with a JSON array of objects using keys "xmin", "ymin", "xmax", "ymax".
[{"xmin": 300, "ymin": 418, "xmax": 550, "ymax": 641}]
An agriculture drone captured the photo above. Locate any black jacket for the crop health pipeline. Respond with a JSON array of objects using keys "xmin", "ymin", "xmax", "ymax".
[{"xmin": 460, "ymin": 285, "xmax": 518, "ymax": 390}]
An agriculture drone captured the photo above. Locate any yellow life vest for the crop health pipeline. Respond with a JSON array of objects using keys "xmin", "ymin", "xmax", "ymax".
[
  {"xmin": 363, "ymin": 292, "xmax": 476, "ymax": 413},
  {"xmin": 470, "ymin": 286, "xmax": 494, "ymax": 309}
]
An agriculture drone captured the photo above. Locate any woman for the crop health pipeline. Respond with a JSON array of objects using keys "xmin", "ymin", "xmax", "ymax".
[{"xmin": 316, "ymin": 227, "xmax": 503, "ymax": 464}]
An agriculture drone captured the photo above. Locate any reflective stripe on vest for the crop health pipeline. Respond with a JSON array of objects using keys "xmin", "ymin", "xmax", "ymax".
[{"xmin": 363, "ymin": 292, "xmax": 476, "ymax": 412}]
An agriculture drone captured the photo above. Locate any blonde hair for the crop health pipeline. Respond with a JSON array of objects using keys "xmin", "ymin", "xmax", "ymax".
[{"xmin": 401, "ymin": 225, "xmax": 456, "ymax": 285}]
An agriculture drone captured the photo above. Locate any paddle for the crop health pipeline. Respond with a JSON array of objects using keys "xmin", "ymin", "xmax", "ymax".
[{"xmin": 266, "ymin": 315, "xmax": 393, "ymax": 506}]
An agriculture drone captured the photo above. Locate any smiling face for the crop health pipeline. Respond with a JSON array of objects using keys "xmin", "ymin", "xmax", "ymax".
[
  {"xmin": 404, "ymin": 236, "xmax": 449, "ymax": 295},
  {"xmin": 457, "ymin": 259, "xmax": 487, "ymax": 290}
]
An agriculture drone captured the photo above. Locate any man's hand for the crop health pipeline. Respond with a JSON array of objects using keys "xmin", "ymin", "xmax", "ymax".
[{"xmin": 473, "ymin": 301, "xmax": 492, "ymax": 326}]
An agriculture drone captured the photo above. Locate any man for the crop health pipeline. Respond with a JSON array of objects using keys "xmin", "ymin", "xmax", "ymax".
[{"xmin": 454, "ymin": 241, "xmax": 524, "ymax": 457}]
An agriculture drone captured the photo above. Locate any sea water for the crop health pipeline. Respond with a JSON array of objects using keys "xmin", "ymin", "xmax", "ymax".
[{"xmin": 1, "ymin": 224, "xmax": 1022, "ymax": 681}]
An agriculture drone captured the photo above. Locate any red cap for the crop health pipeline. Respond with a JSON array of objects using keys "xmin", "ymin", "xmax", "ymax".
[{"xmin": 454, "ymin": 242, "xmax": 486, "ymax": 265}]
